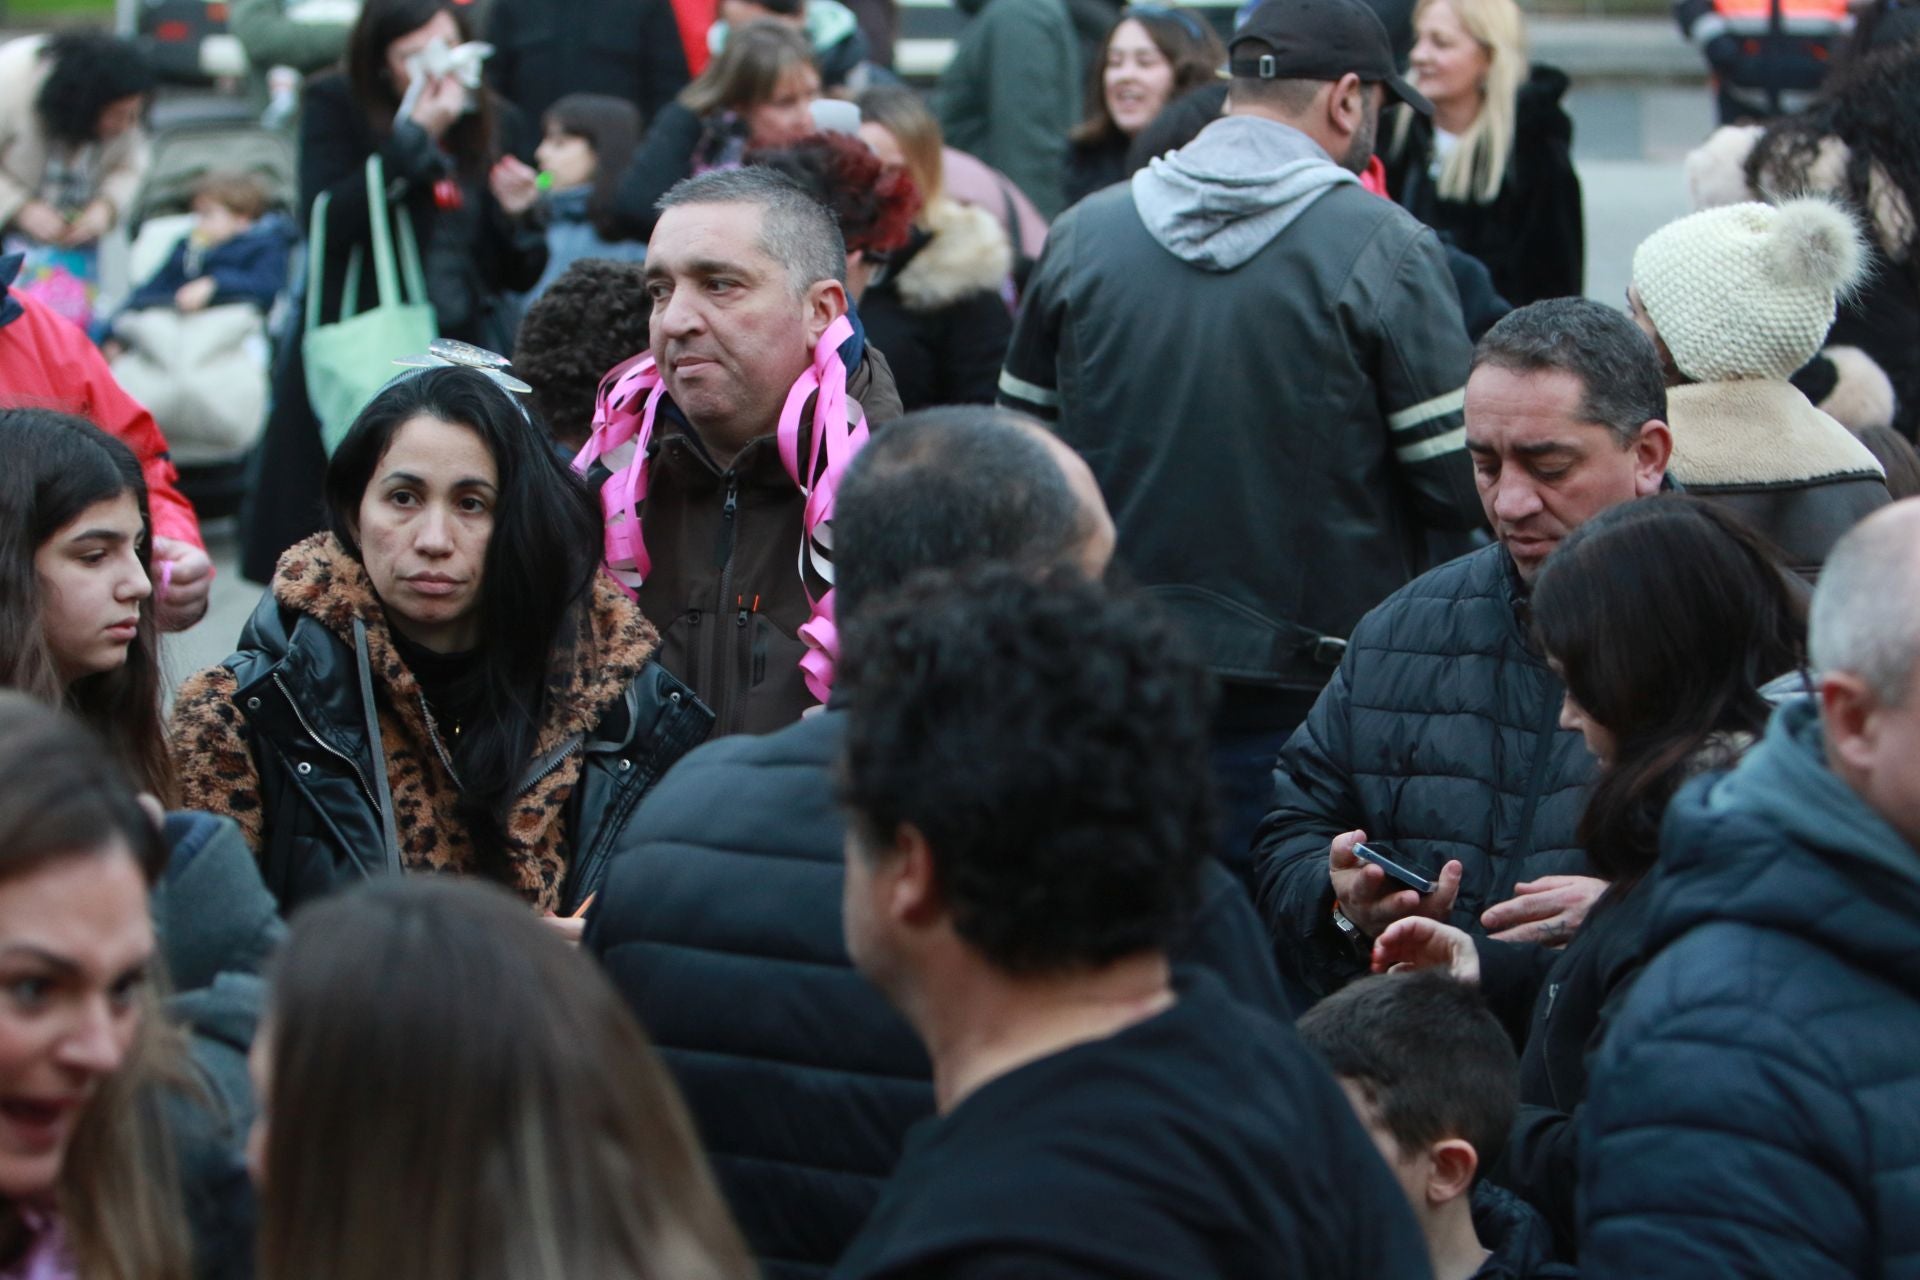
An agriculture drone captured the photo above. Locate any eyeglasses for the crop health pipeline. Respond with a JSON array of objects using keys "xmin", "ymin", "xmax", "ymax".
[{"xmin": 1121, "ymin": 4, "xmax": 1212, "ymax": 44}]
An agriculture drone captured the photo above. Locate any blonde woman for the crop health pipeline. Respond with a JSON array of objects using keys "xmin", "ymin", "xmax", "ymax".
[{"xmin": 1383, "ymin": 0, "xmax": 1583, "ymax": 305}]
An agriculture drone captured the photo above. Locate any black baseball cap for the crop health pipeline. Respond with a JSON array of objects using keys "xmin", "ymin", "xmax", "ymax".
[{"xmin": 1228, "ymin": 0, "xmax": 1432, "ymax": 116}]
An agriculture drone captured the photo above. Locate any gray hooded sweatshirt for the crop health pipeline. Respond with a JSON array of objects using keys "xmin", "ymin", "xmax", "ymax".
[{"xmin": 1131, "ymin": 116, "xmax": 1358, "ymax": 272}]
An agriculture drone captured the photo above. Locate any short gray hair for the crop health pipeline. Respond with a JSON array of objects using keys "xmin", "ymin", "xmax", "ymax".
[
  {"xmin": 1472, "ymin": 297, "xmax": 1668, "ymax": 445},
  {"xmin": 657, "ymin": 167, "xmax": 847, "ymax": 295},
  {"xmin": 1810, "ymin": 501, "xmax": 1920, "ymax": 705}
]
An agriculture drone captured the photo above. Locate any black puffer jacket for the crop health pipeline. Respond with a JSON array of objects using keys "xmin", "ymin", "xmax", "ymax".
[
  {"xmin": 857, "ymin": 197, "xmax": 1012, "ymax": 409},
  {"xmin": 1579, "ymin": 698, "xmax": 1920, "ymax": 1278},
  {"xmin": 1254, "ymin": 543, "xmax": 1596, "ymax": 999},
  {"xmin": 1383, "ymin": 66, "xmax": 1584, "ymax": 307},
  {"xmin": 586, "ymin": 709, "xmax": 1291, "ymax": 1280}
]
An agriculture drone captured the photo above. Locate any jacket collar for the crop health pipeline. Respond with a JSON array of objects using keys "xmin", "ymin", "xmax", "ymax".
[{"xmin": 265, "ymin": 533, "xmax": 659, "ymax": 762}]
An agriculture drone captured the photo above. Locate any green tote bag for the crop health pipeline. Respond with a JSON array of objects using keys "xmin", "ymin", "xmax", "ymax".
[{"xmin": 303, "ymin": 154, "xmax": 438, "ymax": 455}]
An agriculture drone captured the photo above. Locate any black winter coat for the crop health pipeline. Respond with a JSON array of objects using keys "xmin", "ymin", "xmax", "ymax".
[
  {"xmin": 586, "ymin": 709, "xmax": 1291, "ymax": 1280},
  {"xmin": 240, "ymin": 74, "xmax": 547, "ymax": 583},
  {"xmin": 857, "ymin": 199, "xmax": 1013, "ymax": 410},
  {"xmin": 1580, "ymin": 698, "xmax": 1920, "ymax": 1278},
  {"xmin": 1254, "ymin": 544, "xmax": 1596, "ymax": 999},
  {"xmin": 207, "ymin": 584, "xmax": 710, "ymax": 915},
  {"xmin": 1383, "ymin": 66, "xmax": 1584, "ymax": 307},
  {"xmin": 1486, "ymin": 880, "xmax": 1658, "ymax": 1262},
  {"xmin": 486, "ymin": 0, "xmax": 693, "ymax": 123}
]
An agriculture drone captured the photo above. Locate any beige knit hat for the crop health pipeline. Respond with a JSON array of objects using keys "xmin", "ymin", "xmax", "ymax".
[{"xmin": 1632, "ymin": 197, "xmax": 1868, "ymax": 383}]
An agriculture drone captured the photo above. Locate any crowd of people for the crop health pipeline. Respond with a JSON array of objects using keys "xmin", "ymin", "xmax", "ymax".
[{"xmin": 2, "ymin": 0, "xmax": 1920, "ymax": 1275}]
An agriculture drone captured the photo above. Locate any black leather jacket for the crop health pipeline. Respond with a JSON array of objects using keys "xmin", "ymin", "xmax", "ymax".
[{"xmin": 222, "ymin": 589, "xmax": 712, "ymax": 914}]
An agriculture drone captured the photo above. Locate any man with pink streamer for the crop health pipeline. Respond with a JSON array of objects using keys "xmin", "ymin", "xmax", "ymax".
[{"xmin": 575, "ymin": 167, "xmax": 903, "ymax": 737}]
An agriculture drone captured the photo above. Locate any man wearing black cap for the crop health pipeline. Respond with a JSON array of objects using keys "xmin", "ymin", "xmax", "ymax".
[{"xmin": 998, "ymin": 0, "xmax": 1484, "ymax": 893}]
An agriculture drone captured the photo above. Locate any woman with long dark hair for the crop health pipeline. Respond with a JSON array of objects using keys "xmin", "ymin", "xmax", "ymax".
[
  {"xmin": 608, "ymin": 22, "xmax": 819, "ymax": 243},
  {"xmin": 240, "ymin": 0, "xmax": 549, "ymax": 583},
  {"xmin": 1372, "ymin": 495, "xmax": 1805, "ymax": 1257},
  {"xmin": 0, "ymin": 31, "xmax": 153, "ymax": 249},
  {"xmin": 525, "ymin": 93, "xmax": 647, "ymax": 302},
  {"xmin": 0, "ymin": 409, "xmax": 171, "ymax": 802},
  {"xmin": 0, "ymin": 693, "xmax": 194, "ymax": 1280},
  {"xmin": 175, "ymin": 365, "xmax": 711, "ymax": 923},
  {"xmin": 250, "ymin": 876, "xmax": 752, "ymax": 1280},
  {"xmin": 1062, "ymin": 4, "xmax": 1222, "ymax": 209}
]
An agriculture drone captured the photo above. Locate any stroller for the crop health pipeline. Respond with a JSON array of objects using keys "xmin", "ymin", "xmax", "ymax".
[{"xmin": 108, "ymin": 106, "xmax": 298, "ymax": 520}]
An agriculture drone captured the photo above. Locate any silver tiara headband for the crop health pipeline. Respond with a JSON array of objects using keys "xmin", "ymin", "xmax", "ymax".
[{"xmin": 393, "ymin": 339, "xmax": 534, "ymax": 394}]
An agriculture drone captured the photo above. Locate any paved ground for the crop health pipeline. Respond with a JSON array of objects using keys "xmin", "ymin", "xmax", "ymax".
[{"xmin": 162, "ymin": 78, "xmax": 1712, "ymax": 685}]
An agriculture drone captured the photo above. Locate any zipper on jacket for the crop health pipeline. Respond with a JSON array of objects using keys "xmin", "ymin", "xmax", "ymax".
[
  {"xmin": 419, "ymin": 695, "xmax": 462, "ymax": 788},
  {"xmin": 271, "ymin": 672, "xmax": 378, "ymax": 808},
  {"xmin": 714, "ymin": 472, "xmax": 741, "ymax": 732},
  {"xmin": 515, "ymin": 735, "xmax": 584, "ymax": 798},
  {"xmin": 1542, "ymin": 981, "xmax": 1560, "ymax": 1023},
  {"xmin": 684, "ymin": 608, "xmax": 703, "ymax": 693}
]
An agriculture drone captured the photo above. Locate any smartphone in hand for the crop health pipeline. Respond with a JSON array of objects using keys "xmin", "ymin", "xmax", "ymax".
[{"xmin": 1353, "ymin": 842, "xmax": 1438, "ymax": 895}]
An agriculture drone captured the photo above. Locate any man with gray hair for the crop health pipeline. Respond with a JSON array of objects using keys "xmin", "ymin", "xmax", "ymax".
[
  {"xmin": 599, "ymin": 167, "xmax": 901, "ymax": 735},
  {"xmin": 1256, "ymin": 297, "xmax": 1673, "ymax": 1001},
  {"xmin": 1579, "ymin": 497, "xmax": 1920, "ymax": 1277}
]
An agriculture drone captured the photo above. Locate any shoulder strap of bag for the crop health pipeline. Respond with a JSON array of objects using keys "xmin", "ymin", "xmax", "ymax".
[
  {"xmin": 364, "ymin": 153, "xmax": 403, "ymax": 309},
  {"xmin": 304, "ymin": 188, "xmax": 330, "ymax": 334}
]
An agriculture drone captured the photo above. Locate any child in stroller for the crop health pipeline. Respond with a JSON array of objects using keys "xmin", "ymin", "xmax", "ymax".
[{"xmin": 107, "ymin": 171, "xmax": 290, "ymax": 326}]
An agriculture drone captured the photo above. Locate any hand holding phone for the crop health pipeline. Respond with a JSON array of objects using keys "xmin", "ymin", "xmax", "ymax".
[{"xmin": 1353, "ymin": 842, "xmax": 1438, "ymax": 896}]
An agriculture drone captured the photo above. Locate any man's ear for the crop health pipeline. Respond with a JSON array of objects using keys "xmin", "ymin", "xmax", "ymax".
[
  {"xmin": 805, "ymin": 277, "xmax": 849, "ymax": 349},
  {"xmin": 1326, "ymin": 72, "xmax": 1366, "ymax": 142},
  {"xmin": 1630, "ymin": 419, "xmax": 1673, "ymax": 496},
  {"xmin": 1426, "ymin": 1138, "xmax": 1479, "ymax": 1207},
  {"xmin": 1821, "ymin": 671, "xmax": 1879, "ymax": 776},
  {"xmin": 888, "ymin": 822, "xmax": 946, "ymax": 928}
]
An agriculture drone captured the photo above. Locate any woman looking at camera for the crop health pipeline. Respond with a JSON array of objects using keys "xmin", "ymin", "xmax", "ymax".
[{"xmin": 174, "ymin": 366, "xmax": 713, "ymax": 926}]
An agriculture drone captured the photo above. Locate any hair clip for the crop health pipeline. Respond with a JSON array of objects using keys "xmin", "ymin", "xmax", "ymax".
[{"xmin": 394, "ymin": 339, "xmax": 534, "ymax": 394}]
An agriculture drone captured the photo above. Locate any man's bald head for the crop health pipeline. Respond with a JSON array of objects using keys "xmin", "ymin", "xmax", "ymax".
[
  {"xmin": 832, "ymin": 407, "xmax": 1114, "ymax": 627},
  {"xmin": 1812, "ymin": 499, "xmax": 1920, "ymax": 707}
]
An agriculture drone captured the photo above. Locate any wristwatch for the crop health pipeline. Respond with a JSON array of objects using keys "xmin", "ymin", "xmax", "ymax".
[{"xmin": 1331, "ymin": 904, "xmax": 1369, "ymax": 954}]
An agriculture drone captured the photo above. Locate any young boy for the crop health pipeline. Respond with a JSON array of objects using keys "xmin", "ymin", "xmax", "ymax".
[
  {"xmin": 118, "ymin": 170, "xmax": 290, "ymax": 318},
  {"xmin": 1297, "ymin": 974, "xmax": 1576, "ymax": 1280}
]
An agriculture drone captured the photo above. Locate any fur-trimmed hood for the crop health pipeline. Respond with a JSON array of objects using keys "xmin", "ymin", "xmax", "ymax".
[
  {"xmin": 1687, "ymin": 124, "xmax": 1916, "ymax": 263},
  {"xmin": 890, "ymin": 197, "xmax": 1013, "ymax": 313},
  {"xmin": 270, "ymin": 532, "xmax": 660, "ymax": 762},
  {"xmin": 1667, "ymin": 379, "xmax": 1884, "ymax": 487}
]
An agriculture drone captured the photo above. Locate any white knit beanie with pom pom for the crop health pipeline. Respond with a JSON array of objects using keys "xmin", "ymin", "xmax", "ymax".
[{"xmin": 1632, "ymin": 197, "xmax": 1868, "ymax": 383}]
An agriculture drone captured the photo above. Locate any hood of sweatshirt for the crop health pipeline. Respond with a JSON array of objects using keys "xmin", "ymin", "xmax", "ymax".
[{"xmin": 1130, "ymin": 115, "xmax": 1358, "ymax": 272}]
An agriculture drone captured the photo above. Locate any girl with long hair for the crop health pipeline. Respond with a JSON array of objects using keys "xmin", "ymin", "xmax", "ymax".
[
  {"xmin": 1382, "ymin": 0, "xmax": 1583, "ymax": 306},
  {"xmin": 525, "ymin": 93, "xmax": 647, "ymax": 301},
  {"xmin": 0, "ymin": 692, "xmax": 194, "ymax": 1280},
  {"xmin": 173, "ymin": 365, "xmax": 712, "ymax": 922},
  {"xmin": 240, "ymin": 0, "xmax": 549, "ymax": 584},
  {"xmin": 1063, "ymin": 4, "xmax": 1223, "ymax": 209},
  {"xmin": 0, "ymin": 409, "xmax": 172, "ymax": 803},
  {"xmin": 250, "ymin": 876, "xmax": 752, "ymax": 1280},
  {"xmin": 608, "ymin": 21, "xmax": 820, "ymax": 242},
  {"xmin": 1371, "ymin": 496, "xmax": 1804, "ymax": 1256}
]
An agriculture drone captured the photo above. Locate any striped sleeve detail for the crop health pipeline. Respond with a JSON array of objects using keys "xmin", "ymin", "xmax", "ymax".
[
  {"xmin": 1387, "ymin": 386, "xmax": 1466, "ymax": 434},
  {"xmin": 997, "ymin": 369, "xmax": 1059, "ymax": 414},
  {"xmin": 1395, "ymin": 426, "xmax": 1467, "ymax": 464}
]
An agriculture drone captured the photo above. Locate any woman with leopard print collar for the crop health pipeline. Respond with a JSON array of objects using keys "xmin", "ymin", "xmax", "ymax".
[{"xmin": 169, "ymin": 366, "xmax": 714, "ymax": 929}]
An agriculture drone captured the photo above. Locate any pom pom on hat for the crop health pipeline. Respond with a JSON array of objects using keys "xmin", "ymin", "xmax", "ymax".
[{"xmin": 1632, "ymin": 197, "xmax": 1869, "ymax": 383}]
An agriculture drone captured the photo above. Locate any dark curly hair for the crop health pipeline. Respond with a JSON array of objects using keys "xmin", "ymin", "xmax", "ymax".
[
  {"xmin": 840, "ymin": 565, "xmax": 1215, "ymax": 976},
  {"xmin": 744, "ymin": 132, "xmax": 919, "ymax": 257},
  {"xmin": 1533, "ymin": 496, "xmax": 1805, "ymax": 886},
  {"xmin": 1748, "ymin": 43, "xmax": 1920, "ymax": 264},
  {"xmin": 512, "ymin": 259, "xmax": 652, "ymax": 449},
  {"xmin": 34, "ymin": 32, "xmax": 154, "ymax": 148}
]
